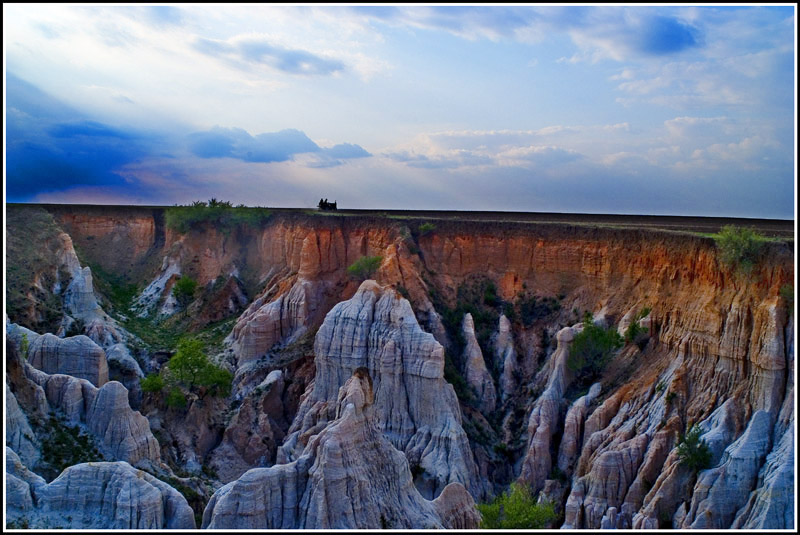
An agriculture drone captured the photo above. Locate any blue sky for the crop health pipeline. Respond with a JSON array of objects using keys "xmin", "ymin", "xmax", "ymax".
[{"xmin": 3, "ymin": 4, "xmax": 796, "ymax": 218}]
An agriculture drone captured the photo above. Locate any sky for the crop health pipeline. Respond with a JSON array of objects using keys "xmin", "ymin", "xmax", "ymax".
[{"xmin": 3, "ymin": 4, "xmax": 797, "ymax": 218}]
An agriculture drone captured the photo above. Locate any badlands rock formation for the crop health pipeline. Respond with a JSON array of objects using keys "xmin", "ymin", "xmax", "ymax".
[
  {"xmin": 5, "ymin": 205, "xmax": 795, "ymax": 530},
  {"xmin": 461, "ymin": 313, "xmax": 497, "ymax": 413},
  {"xmin": 494, "ymin": 314, "xmax": 518, "ymax": 401},
  {"xmin": 229, "ymin": 279, "xmax": 322, "ymax": 367},
  {"xmin": 202, "ymin": 370, "xmax": 479, "ymax": 529},
  {"xmin": 6, "ymin": 334, "xmax": 160, "ymax": 468},
  {"xmin": 519, "ymin": 324, "xmax": 580, "ymax": 492},
  {"xmin": 27, "ymin": 333, "xmax": 108, "ymax": 387},
  {"xmin": 6, "ymin": 448, "xmax": 194, "ymax": 530},
  {"xmin": 279, "ymin": 281, "xmax": 484, "ymax": 500}
]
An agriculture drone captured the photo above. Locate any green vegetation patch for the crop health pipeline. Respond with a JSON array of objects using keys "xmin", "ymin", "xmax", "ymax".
[
  {"xmin": 172, "ymin": 275, "xmax": 198, "ymax": 312},
  {"xmin": 624, "ymin": 306, "xmax": 651, "ymax": 347},
  {"xmin": 36, "ymin": 415, "xmax": 106, "ymax": 481},
  {"xmin": 418, "ymin": 222, "xmax": 436, "ymax": 235},
  {"xmin": 676, "ymin": 425, "xmax": 712, "ymax": 473},
  {"xmin": 567, "ymin": 313, "xmax": 623, "ymax": 391},
  {"xmin": 477, "ymin": 482, "xmax": 556, "ymax": 529},
  {"xmin": 518, "ymin": 294, "xmax": 561, "ymax": 327},
  {"xmin": 165, "ymin": 199, "xmax": 271, "ymax": 235},
  {"xmin": 347, "ymin": 255, "xmax": 383, "ymax": 280},
  {"xmin": 713, "ymin": 225, "xmax": 766, "ymax": 274},
  {"xmin": 141, "ymin": 337, "xmax": 233, "ymax": 408}
]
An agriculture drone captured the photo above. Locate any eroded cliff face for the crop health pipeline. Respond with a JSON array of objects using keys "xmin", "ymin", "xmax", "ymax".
[
  {"xmin": 5, "ymin": 206, "xmax": 795, "ymax": 530},
  {"xmin": 202, "ymin": 369, "xmax": 479, "ymax": 530}
]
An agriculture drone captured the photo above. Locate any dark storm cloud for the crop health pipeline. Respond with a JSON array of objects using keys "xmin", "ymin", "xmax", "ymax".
[
  {"xmin": 187, "ymin": 128, "xmax": 371, "ymax": 166},
  {"xmin": 5, "ymin": 74, "xmax": 154, "ymax": 201},
  {"xmin": 188, "ymin": 127, "xmax": 321, "ymax": 163}
]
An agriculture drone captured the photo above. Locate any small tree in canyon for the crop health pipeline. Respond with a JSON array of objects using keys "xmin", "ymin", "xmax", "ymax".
[
  {"xmin": 172, "ymin": 275, "xmax": 198, "ymax": 313},
  {"xmin": 141, "ymin": 337, "xmax": 233, "ymax": 407}
]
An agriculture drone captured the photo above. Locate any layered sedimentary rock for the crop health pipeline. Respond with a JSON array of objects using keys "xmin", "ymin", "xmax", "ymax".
[
  {"xmin": 54, "ymin": 234, "xmax": 129, "ymax": 348},
  {"xmin": 208, "ymin": 370, "xmax": 288, "ymax": 482},
  {"xmin": 461, "ymin": 313, "xmax": 497, "ymax": 413},
  {"xmin": 229, "ymin": 279, "xmax": 322, "ymax": 367},
  {"xmin": 6, "ymin": 389, "xmax": 40, "ymax": 467},
  {"xmin": 278, "ymin": 281, "xmax": 483, "ymax": 499},
  {"xmin": 733, "ymin": 319, "xmax": 795, "ymax": 529},
  {"xmin": 23, "ymin": 364, "xmax": 160, "ymax": 467},
  {"xmin": 6, "ymin": 448, "xmax": 194, "ymax": 530},
  {"xmin": 557, "ymin": 382, "xmax": 602, "ymax": 475},
  {"xmin": 493, "ymin": 314, "xmax": 518, "ymax": 401},
  {"xmin": 28, "ymin": 333, "xmax": 109, "ymax": 387},
  {"xmin": 86, "ymin": 381, "xmax": 161, "ymax": 467},
  {"xmin": 7, "ymin": 207, "xmax": 795, "ymax": 530},
  {"xmin": 106, "ymin": 343, "xmax": 144, "ymax": 406},
  {"xmin": 732, "ymin": 417, "xmax": 794, "ymax": 528},
  {"xmin": 203, "ymin": 370, "xmax": 479, "ymax": 529},
  {"xmin": 681, "ymin": 410, "xmax": 774, "ymax": 528},
  {"xmin": 132, "ymin": 256, "xmax": 182, "ymax": 318},
  {"xmin": 518, "ymin": 324, "xmax": 579, "ymax": 493}
]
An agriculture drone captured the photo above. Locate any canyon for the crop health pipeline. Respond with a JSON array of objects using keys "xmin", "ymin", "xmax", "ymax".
[{"xmin": 4, "ymin": 204, "xmax": 795, "ymax": 530}]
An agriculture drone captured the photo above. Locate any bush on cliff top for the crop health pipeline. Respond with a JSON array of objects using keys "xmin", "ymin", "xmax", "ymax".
[
  {"xmin": 165, "ymin": 199, "xmax": 271, "ymax": 234},
  {"xmin": 714, "ymin": 225, "xmax": 764, "ymax": 274}
]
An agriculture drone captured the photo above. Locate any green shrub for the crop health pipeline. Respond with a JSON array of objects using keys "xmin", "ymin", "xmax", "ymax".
[
  {"xmin": 20, "ymin": 332, "xmax": 29, "ymax": 359},
  {"xmin": 549, "ymin": 466, "xmax": 568, "ymax": 483},
  {"xmin": 199, "ymin": 365, "xmax": 234, "ymax": 397},
  {"xmin": 172, "ymin": 275, "xmax": 198, "ymax": 310},
  {"xmin": 568, "ymin": 315, "xmax": 623, "ymax": 385},
  {"xmin": 714, "ymin": 225, "xmax": 764, "ymax": 274},
  {"xmin": 443, "ymin": 353, "xmax": 475, "ymax": 405},
  {"xmin": 165, "ymin": 200, "xmax": 271, "ymax": 234},
  {"xmin": 168, "ymin": 338, "xmax": 232, "ymax": 395},
  {"xmin": 624, "ymin": 307, "xmax": 651, "ymax": 345},
  {"xmin": 483, "ymin": 281, "xmax": 499, "ymax": 307},
  {"xmin": 410, "ymin": 463, "xmax": 425, "ymax": 478},
  {"xmin": 166, "ymin": 387, "xmax": 187, "ymax": 408},
  {"xmin": 477, "ymin": 482, "xmax": 556, "ymax": 529},
  {"xmin": 38, "ymin": 415, "xmax": 105, "ymax": 480},
  {"xmin": 347, "ymin": 256, "xmax": 382, "ymax": 280},
  {"xmin": 676, "ymin": 425, "xmax": 712, "ymax": 472},
  {"xmin": 140, "ymin": 373, "xmax": 165, "ymax": 393},
  {"xmin": 144, "ymin": 338, "xmax": 233, "ymax": 407},
  {"xmin": 419, "ymin": 222, "xmax": 436, "ymax": 235}
]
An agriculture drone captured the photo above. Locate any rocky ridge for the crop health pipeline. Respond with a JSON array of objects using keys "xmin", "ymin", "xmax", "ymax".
[
  {"xmin": 202, "ymin": 369, "xmax": 479, "ymax": 529},
  {"xmin": 277, "ymin": 281, "xmax": 484, "ymax": 500}
]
